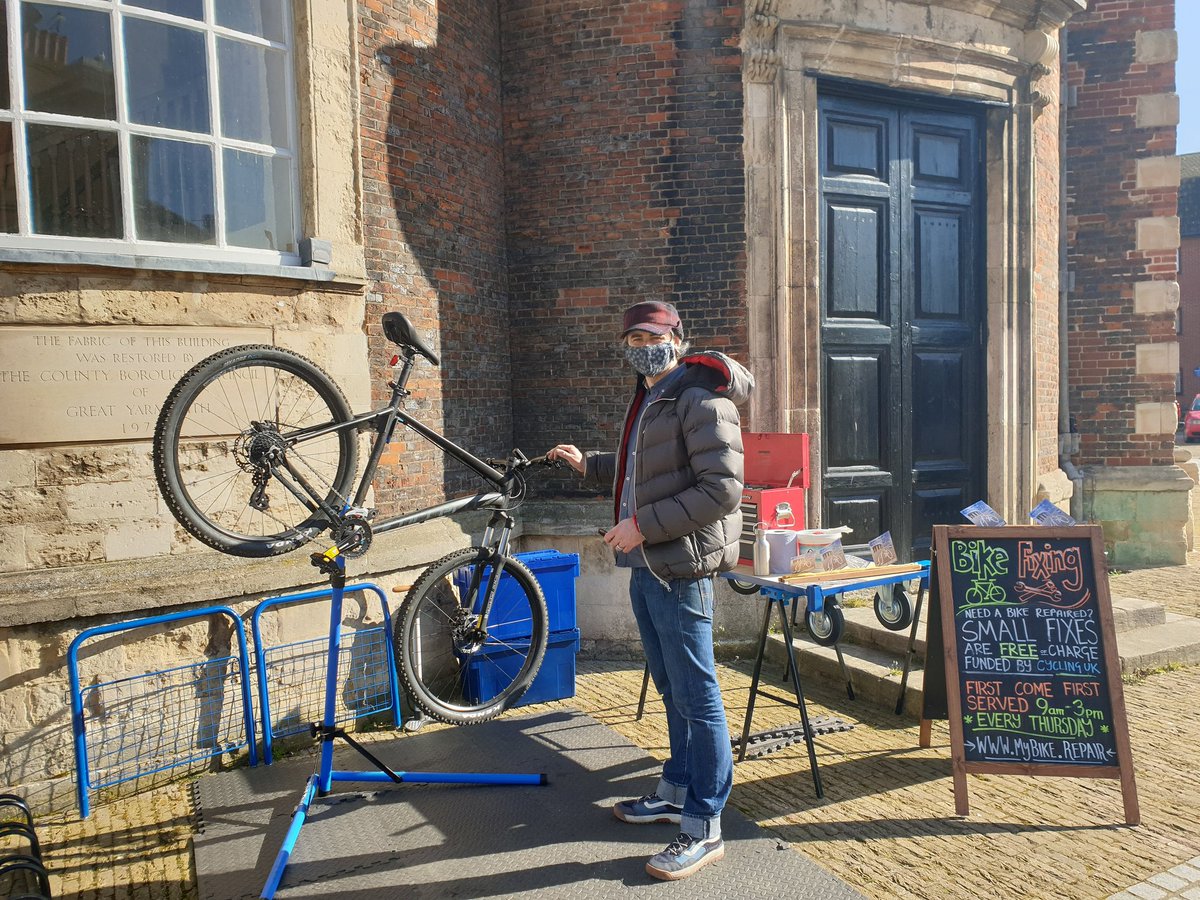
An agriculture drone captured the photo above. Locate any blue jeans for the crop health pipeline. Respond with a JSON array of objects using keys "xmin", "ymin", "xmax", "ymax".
[{"xmin": 628, "ymin": 567, "xmax": 733, "ymax": 840}]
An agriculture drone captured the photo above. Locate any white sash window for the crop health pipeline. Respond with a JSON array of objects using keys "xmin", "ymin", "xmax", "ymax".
[{"xmin": 0, "ymin": 0, "xmax": 300, "ymax": 264}]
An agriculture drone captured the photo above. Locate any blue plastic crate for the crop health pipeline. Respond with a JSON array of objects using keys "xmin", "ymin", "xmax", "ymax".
[
  {"xmin": 457, "ymin": 549, "xmax": 579, "ymax": 641},
  {"xmin": 464, "ymin": 628, "xmax": 580, "ymax": 708}
]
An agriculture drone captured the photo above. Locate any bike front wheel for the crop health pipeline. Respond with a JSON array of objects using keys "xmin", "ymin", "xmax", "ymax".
[
  {"xmin": 153, "ymin": 345, "xmax": 359, "ymax": 558},
  {"xmin": 395, "ymin": 547, "xmax": 549, "ymax": 725}
]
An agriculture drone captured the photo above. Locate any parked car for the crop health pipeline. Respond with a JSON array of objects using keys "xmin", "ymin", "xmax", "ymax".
[{"xmin": 1186, "ymin": 395, "xmax": 1200, "ymax": 443}]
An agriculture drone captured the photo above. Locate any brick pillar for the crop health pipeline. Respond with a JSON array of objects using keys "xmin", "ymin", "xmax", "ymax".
[{"xmin": 1065, "ymin": 0, "xmax": 1187, "ymax": 565}]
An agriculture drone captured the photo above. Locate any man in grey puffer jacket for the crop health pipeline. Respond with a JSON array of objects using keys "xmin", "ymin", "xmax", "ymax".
[{"xmin": 549, "ymin": 300, "xmax": 753, "ymax": 881}]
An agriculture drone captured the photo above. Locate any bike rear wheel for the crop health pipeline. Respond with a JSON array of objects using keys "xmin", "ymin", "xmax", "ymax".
[
  {"xmin": 153, "ymin": 345, "xmax": 359, "ymax": 558},
  {"xmin": 395, "ymin": 547, "xmax": 549, "ymax": 725}
]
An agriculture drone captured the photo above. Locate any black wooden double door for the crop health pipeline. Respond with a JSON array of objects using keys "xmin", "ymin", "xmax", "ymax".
[{"xmin": 818, "ymin": 92, "xmax": 985, "ymax": 559}]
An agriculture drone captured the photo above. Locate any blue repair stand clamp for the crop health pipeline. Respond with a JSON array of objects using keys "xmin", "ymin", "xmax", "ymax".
[{"xmin": 261, "ymin": 547, "xmax": 548, "ymax": 899}]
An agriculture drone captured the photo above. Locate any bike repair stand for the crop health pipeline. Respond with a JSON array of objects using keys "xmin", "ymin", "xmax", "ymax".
[{"xmin": 261, "ymin": 546, "xmax": 548, "ymax": 899}]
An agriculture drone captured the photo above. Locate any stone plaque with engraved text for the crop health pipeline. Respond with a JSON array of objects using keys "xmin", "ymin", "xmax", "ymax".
[{"xmin": 0, "ymin": 326, "xmax": 273, "ymax": 444}]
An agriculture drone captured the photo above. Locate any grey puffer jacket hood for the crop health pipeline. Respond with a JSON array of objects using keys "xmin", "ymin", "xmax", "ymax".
[{"xmin": 583, "ymin": 351, "xmax": 754, "ymax": 581}]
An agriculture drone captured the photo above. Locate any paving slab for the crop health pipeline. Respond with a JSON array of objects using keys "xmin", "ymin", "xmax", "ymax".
[{"xmin": 192, "ymin": 709, "xmax": 866, "ymax": 900}]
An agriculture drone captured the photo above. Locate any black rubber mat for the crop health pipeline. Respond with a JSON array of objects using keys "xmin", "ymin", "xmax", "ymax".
[{"xmin": 193, "ymin": 709, "xmax": 865, "ymax": 899}]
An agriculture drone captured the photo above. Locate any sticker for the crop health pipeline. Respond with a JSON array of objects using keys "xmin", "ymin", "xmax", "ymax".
[
  {"xmin": 961, "ymin": 500, "xmax": 1007, "ymax": 527},
  {"xmin": 868, "ymin": 531, "xmax": 897, "ymax": 566},
  {"xmin": 1029, "ymin": 498, "xmax": 1076, "ymax": 527},
  {"xmin": 819, "ymin": 539, "xmax": 847, "ymax": 572}
]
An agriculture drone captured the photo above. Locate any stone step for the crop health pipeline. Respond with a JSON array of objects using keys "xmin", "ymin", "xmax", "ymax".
[
  {"xmin": 1115, "ymin": 613, "xmax": 1200, "ymax": 672},
  {"xmin": 763, "ymin": 632, "xmax": 926, "ymax": 719},
  {"xmin": 1110, "ymin": 595, "xmax": 1168, "ymax": 631},
  {"xmin": 768, "ymin": 608, "xmax": 1200, "ymax": 719},
  {"xmin": 840, "ymin": 604, "xmax": 927, "ymax": 658}
]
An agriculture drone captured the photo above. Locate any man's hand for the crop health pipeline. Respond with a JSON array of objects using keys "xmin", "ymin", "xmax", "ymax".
[
  {"xmin": 546, "ymin": 444, "xmax": 585, "ymax": 475},
  {"xmin": 603, "ymin": 517, "xmax": 646, "ymax": 554}
]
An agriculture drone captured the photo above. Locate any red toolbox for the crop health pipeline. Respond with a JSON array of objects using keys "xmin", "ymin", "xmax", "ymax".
[{"xmin": 738, "ymin": 432, "xmax": 810, "ymax": 566}]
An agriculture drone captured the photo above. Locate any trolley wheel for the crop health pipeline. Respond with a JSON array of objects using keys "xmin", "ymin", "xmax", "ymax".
[
  {"xmin": 874, "ymin": 584, "xmax": 914, "ymax": 631},
  {"xmin": 729, "ymin": 578, "xmax": 760, "ymax": 596},
  {"xmin": 804, "ymin": 603, "xmax": 845, "ymax": 647}
]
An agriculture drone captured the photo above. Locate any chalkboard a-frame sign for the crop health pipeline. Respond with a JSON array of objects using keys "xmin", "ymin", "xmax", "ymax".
[{"xmin": 921, "ymin": 525, "xmax": 1140, "ymax": 824}]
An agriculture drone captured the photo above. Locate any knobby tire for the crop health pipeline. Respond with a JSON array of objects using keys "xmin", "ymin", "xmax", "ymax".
[
  {"xmin": 153, "ymin": 345, "xmax": 358, "ymax": 558},
  {"xmin": 395, "ymin": 547, "xmax": 549, "ymax": 725}
]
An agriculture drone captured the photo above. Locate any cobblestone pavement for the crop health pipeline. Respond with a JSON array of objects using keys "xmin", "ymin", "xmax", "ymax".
[{"xmin": 27, "ymin": 555, "xmax": 1200, "ymax": 900}]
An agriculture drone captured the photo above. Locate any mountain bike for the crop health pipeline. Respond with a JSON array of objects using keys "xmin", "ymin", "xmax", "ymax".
[{"xmin": 152, "ymin": 311, "xmax": 558, "ymax": 726}]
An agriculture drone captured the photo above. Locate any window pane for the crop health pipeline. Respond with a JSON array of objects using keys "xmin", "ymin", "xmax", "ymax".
[
  {"xmin": 214, "ymin": 0, "xmax": 285, "ymax": 43},
  {"xmin": 0, "ymin": 125, "xmax": 17, "ymax": 232},
  {"xmin": 217, "ymin": 38, "xmax": 287, "ymax": 146},
  {"xmin": 124, "ymin": 17, "xmax": 210, "ymax": 132},
  {"xmin": 27, "ymin": 125, "xmax": 122, "ymax": 237},
  {"xmin": 1, "ymin": 2, "xmax": 10, "ymax": 109},
  {"xmin": 133, "ymin": 136, "xmax": 214, "ymax": 244},
  {"xmin": 223, "ymin": 149, "xmax": 293, "ymax": 252},
  {"xmin": 22, "ymin": 3, "xmax": 116, "ymax": 119},
  {"xmin": 125, "ymin": 0, "xmax": 201, "ymax": 21}
]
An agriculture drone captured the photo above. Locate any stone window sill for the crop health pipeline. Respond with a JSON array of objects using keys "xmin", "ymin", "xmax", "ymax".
[{"xmin": 0, "ymin": 247, "xmax": 368, "ymax": 289}]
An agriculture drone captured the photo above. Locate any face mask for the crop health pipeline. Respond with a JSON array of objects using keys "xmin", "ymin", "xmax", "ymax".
[{"xmin": 624, "ymin": 341, "xmax": 677, "ymax": 377}]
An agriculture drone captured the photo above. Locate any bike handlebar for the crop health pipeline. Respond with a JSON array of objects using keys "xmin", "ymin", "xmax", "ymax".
[{"xmin": 484, "ymin": 453, "xmax": 565, "ymax": 471}]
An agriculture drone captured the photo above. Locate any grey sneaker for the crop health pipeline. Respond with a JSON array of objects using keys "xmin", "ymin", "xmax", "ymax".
[
  {"xmin": 612, "ymin": 792, "xmax": 683, "ymax": 824},
  {"xmin": 646, "ymin": 832, "xmax": 725, "ymax": 880}
]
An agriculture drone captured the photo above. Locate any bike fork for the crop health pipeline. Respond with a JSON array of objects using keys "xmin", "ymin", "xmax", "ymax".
[{"xmin": 475, "ymin": 511, "xmax": 515, "ymax": 625}]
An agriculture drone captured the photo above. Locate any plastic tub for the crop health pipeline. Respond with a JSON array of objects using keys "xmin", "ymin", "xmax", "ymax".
[
  {"xmin": 464, "ymin": 627, "xmax": 580, "ymax": 707},
  {"xmin": 793, "ymin": 528, "xmax": 846, "ymax": 551},
  {"xmin": 454, "ymin": 549, "xmax": 580, "ymax": 640},
  {"xmin": 793, "ymin": 528, "xmax": 850, "ymax": 572}
]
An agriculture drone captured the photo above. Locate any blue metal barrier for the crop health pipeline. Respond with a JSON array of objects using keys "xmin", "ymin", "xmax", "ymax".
[
  {"xmin": 67, "ymin": 607, "xmax": 257, "ymax": 819},
  {"xmin": 250, "ymin": 583, "xmax": 401, "ymax": 765}
]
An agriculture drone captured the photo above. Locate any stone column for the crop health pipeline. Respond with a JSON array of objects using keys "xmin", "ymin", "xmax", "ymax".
[{"xmin": 742, "ymin": 0, "xmax": 782, "ymax": 432}]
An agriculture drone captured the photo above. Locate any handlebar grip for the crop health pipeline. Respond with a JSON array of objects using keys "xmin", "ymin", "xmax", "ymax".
[{"xmin": 484, "ymin": 453, "xmax": 564, "ymax": 470}]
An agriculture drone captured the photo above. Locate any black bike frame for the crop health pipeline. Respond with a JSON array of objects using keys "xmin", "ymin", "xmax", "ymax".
[
  {"xmin": 272, "ymin": 350, "xmax": 514, "ymax": 532},
  {"xmin": 268, "ymin": 348, "xmax": 523, "ymax": 625}
]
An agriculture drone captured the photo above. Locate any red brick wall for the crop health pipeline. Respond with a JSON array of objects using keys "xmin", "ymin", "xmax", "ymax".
[
  {"xmin": 357, "ymin": 1, "xmax": 746, "ymax": 512},
  {"xmin": 500, "ymin": 0, "xmax": 746, "ymax": 472},
  {"xmin": 358, "ymin": 1, "xmax": 512, "ymax": 513},
  {"xmin": 1064, "ymin": 0, "xmax": 1178, "ymax": 467}
]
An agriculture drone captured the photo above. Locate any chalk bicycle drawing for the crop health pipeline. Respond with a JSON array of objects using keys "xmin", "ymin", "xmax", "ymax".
[
  {"xmin": 963, "ymin": 579, "xmax": 1007, "ymax": 607},
  {"xmin": 153, "ymin": 312, "xmax": 561, "ymax": 726}
]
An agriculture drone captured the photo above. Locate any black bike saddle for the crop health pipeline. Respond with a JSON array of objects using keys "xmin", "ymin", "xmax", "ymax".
[{"xmin": 381, "ymin": 312, "xmax": 440, "ymax": 366}]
